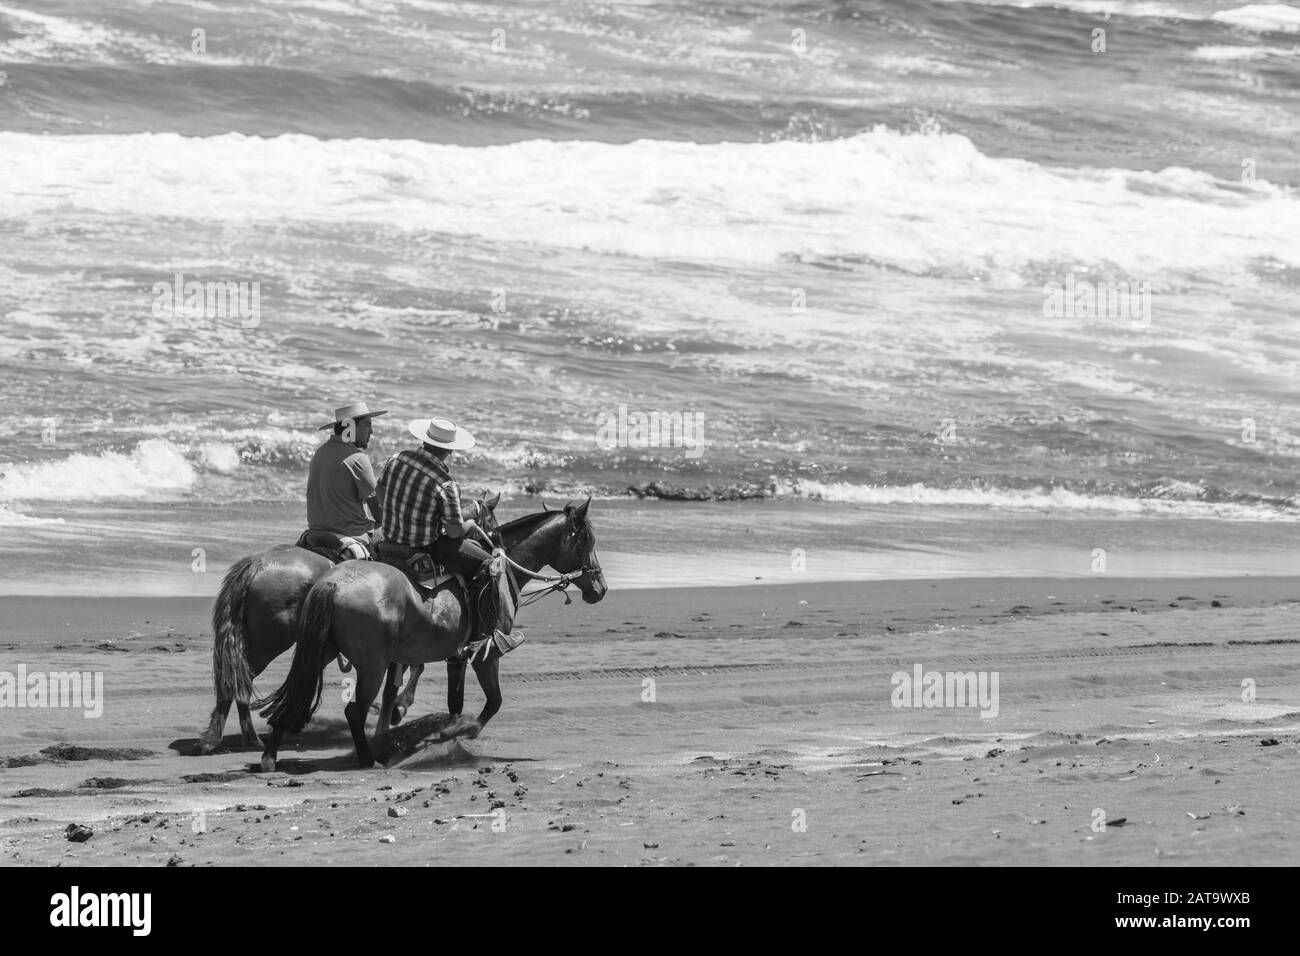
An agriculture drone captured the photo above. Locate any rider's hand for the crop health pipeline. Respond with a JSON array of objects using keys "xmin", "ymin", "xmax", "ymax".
[{"xmin": 462, "ymin": 518, "xmax": 495, "ymax": 549}]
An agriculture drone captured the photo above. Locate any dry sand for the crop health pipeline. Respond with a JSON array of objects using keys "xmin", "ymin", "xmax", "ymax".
[{"xmin": 1, "ymin": 576, "xmax": 1298, "ymax": 866}]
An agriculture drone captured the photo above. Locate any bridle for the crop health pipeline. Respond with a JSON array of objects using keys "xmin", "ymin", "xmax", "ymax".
[
  {"xmin": 499, "ymin": 520, "xmax": 602, "ymax": 608},
  {"xmin": 469, "ymin": 498, "xmax": 503, "ymax": 549}
]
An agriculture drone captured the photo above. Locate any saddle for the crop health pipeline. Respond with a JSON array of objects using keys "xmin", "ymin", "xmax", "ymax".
[
  {"xmin": 372, "ymin": 544, "xmax": 522, "ymax": 663},
  {"xmin": 295, "ymin": 529, "xmax": 372, "ymax": 564},
  {"xmin": 372, "ymin": 540, "xmax": 462, "ymax": 591}
]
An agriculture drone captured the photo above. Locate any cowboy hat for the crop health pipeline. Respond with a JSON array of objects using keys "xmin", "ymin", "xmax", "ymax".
[
  {"xmin": 317, "ymin": 401, "xmax": 389, "ymax": 431},
  {"xmin": 408, "ymin": 417, "xmax": 476, "ymax": 451}
]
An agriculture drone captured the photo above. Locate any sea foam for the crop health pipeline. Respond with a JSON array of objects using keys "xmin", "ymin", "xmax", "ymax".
[
  {"xmin": 0, "ymin": 128, "xmax": 1295, "ymax": 285},
  {"xmin": 780, "ymin": 480, "xmax": 1299, "ymax": 521},
  {"xmin": 0, "ymin": 439, "xmax": 197, "ymax": 501}
]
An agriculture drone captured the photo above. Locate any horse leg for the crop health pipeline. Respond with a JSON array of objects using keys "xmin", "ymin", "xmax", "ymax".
[
  {"xmin": 463, "ymin": 656, "xmax": 502, "ymax": 739},
  {"xmin": 344, "ymin": 701, "xmax": 375, "ymax": 769},
  {"xmin": 199, "ymin": 613, "xmax": 274, "ymax": 755},
  {"xmin": 391, "ymin": 664, "xmax": 425, "ymax": 726},
  {"xmin": 198, "ymin": 631, "xmax": 288, "ymax": 752},
  {"xmin": 446, "ymin": 658, "xmax": 467, "ymax": 717},
  {"xmin": 237, "ymin": 643, "xmax": 277, "ymax": 748},
  {"xmin": 442, "ymin": 656, "xmax": 498, "ymax": 740},
  {"xmin": 196, "ymin": 697, "xmax": 234, "ymax": 754},
  {"xmin": 254, "ymin": 639, "xmax": 313, "ymax": 771},
  {"xmin": 377, "ymin": 663, "xmax": 399, "ymax": 738},
  {"xmin": 345, "ymin": 666, "xmax": 383, "ymax": 769},
  {"xmin": 235, "ymin": 702, "xmax": 261, "ymax": 748},
  {"xmin": 237, "ymin": 624, "xmax": 296, "ymax": 750},
  {"xmin": 260, "ymin": 724, "xmax": 285, "ymax": 773}
]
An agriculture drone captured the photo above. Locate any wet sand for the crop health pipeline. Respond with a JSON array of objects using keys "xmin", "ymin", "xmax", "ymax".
[{"xmin": 1, "ymin": 576, "xmax": 1299, "ymax": 866}]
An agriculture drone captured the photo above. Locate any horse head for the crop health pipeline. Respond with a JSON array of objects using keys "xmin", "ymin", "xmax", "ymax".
[
  {"xmin": 558, "ymin": 496, "xmax": 606, "ymax": 604},
  {"xmin": 470, "ymin": 490, "xmax": 503, "ymax": 547},
  {"xmin": 498, "ymin": 497, "xmax": 607, "ymax": 603}
]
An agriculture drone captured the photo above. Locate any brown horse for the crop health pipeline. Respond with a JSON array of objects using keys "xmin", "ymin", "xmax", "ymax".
[
  {"xmin": 193, "ymin": 493, "xmax": 501, "ymax": 755},
  {"xmin": 390, "ymin": 500, "xmax": 604, "ymax": 727},
  {"xmin": 257, "ymin": 499, "xmax": 606, "ymax": 770}
]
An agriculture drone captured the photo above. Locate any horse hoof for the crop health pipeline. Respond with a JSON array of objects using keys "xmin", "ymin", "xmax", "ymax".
[
  {"xmin": 192, "ymin": 740, "xmax": 215, "ymax": 756},
  {"xmin": 359, "ymin": 757, "xmax": 375, "ymax": 769},
  {"xmin": 446, "ymin": 717, "xmax": 480, "ymax": 740},
  {"xmin": 260, "ymin": 755, "xmax": 276, "ymax": 773}
]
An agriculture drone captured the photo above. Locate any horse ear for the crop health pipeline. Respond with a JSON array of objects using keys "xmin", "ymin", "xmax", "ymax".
[
  {"xmin": 542, "ymin": 499, "xmax": 551, "ymax": 511},
  {"xmin": 574, "ymin": 495, "xmax": 591, "ymax": 520},
  {"xmin": 485, "ymin": 491, "xmax": 501, "ymax": 511}
]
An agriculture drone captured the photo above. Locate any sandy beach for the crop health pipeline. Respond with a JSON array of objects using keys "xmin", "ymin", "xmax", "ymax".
[{"xmin": 2, "ymin": 574, "xmax": 1297, "ymax": 866}]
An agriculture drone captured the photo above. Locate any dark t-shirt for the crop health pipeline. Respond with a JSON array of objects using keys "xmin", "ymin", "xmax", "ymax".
[{"xmin": 306, "ymin": 436, "xmax": 378, "ymax": 537}]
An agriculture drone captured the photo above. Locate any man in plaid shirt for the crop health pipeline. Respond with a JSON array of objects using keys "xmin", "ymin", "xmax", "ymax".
[{"xmin": 377, "ymin": 416, "xmax": 519, "ymax": 656}]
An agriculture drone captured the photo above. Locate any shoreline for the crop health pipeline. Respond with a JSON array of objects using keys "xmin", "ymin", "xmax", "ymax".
[
  {"xmin": 6, "ymin": 495, "xmax": 1300, "ymax": 595},
  {"xmin": 4, "ymin": 574, "xmax": 1299, "ymax": 649},
  {"xmin": 6, "ymin": 561, "xmax": 1300, "ymax": 599}
]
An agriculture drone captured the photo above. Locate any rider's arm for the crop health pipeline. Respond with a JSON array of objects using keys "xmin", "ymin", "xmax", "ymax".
[
  {"xmin": 374, "ymin": 457, "xmax": 391, "ymax": 509},
  {"xmin": 438, "ymin": 479, "xmax": 474, "ymax": 539},
  {"xmin": 348, "ymin": 453, "xmax": 380, "ymax": 524}
]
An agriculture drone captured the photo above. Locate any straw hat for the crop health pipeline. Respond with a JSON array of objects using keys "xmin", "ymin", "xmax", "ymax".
[
  {"xmin": 317, "ymin": 401, "xmax": 388, "ymax": 431},
  {"xmin": 408, "ymin": 417, "xmax": 476, "ymax": 450}
]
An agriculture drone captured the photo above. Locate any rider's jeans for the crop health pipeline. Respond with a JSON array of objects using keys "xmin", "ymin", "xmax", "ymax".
[
  {"xmin": 429, "ymin": 535, "xmax": 492, "ymax": 578},
  {"xmin": 429, "ymin": 536, "xmax": 507, "ymax": 639}
]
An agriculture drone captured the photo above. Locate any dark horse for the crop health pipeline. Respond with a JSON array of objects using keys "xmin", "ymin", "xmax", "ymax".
[
  {"xmin": 257, "ymin": 499, "xmax": 606, "ymax": 770},
  {"xmin": 194, "ymin": 494, "xmax": 501, "ymax": 755}
]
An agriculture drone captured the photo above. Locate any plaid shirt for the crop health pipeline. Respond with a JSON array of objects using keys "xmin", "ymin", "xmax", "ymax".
[{"xmin": 376, "ymin": 447, "xmax": 463, "ymax": 547}]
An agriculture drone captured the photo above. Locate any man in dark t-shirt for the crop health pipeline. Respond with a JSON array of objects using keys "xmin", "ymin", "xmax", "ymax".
[{"xmin": 306, "ymin": 401, "xmax": 387, "ymax": 557}]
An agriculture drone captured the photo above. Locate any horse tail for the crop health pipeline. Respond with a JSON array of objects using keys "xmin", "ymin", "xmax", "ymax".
[
  {"xmin": 212, "ymin": 555, "xmax": 262, "ymax": 705},
  {"xmin": 255, "ymin": 578, "xmax": 337, "ymax": 733}
]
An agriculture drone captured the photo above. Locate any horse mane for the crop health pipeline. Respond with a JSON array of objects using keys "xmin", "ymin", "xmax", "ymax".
[{"xmin": 499, "ymin": 509, "xmax": 562, "ymax": 535}]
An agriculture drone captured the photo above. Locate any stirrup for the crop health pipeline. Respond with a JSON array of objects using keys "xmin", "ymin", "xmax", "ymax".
[
  {"xmin": 462, "ymin": 630, "xmax": 525, "ymax": 664},
  {"xmin": 492, "ymin": 629, "xmax": 525, "ymax": 655}
]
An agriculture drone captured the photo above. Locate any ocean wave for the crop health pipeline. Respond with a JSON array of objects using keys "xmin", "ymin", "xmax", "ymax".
[
  {"xmin": 1191, "ymin": 43, "xmax": 1299, "ymax": 59},
  {"xmin": 1, "ymin": 128, "xmax": 1295, "ymax": 283},
  {"xmin": 1212, "ymin": 4, "xmax": 1300, "ymax": 33},
  {"xmin": 0, "ymin": 1, "xmax": 253, "ymax": 66},
  {"xmin": 0, "ymin": 439, "xmax": 196, "ymax": 501},
  {"xmin": 0, "ymin": 3, "xmax": 125, "ymax": 64},
  {"xmin": 934, "ymin": 0, "xmax": 1201, "ymax": 17},
  {"xmin": 0, "ymin": 504, "xmax": 65, "ymax": 526},
  {"xmin": 196, "ymin": 442, "xmax": 241, "ymax": 475},
  {"xmin": 940, "ymin": 0, "xmax": 1300, "ymax": 32},
  {"xmin": 130, "ymin": 424, "xmax": 321, "ymax": 469},
  {"xmin": 0, "ymin": 3, "xmax": 189, "ymax": 66},
  {"xmin": 779, "ymin": 480, "xmax": 1299, "ymax": 520}
]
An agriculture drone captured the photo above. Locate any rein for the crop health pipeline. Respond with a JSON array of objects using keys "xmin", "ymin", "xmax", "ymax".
[{"xmin": 494, "ymin": 549, "xmax": 596, "ymax": 608}]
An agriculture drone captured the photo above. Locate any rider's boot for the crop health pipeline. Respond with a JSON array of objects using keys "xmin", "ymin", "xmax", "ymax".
[{"xmin": 464, "ymin": 563, "xmax": 523, "ymax": 662}]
